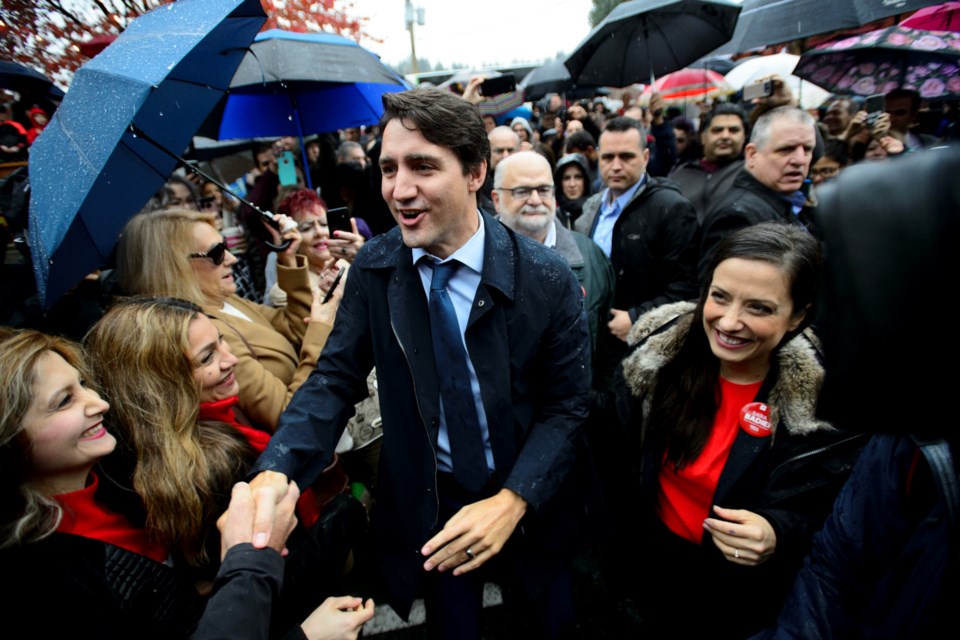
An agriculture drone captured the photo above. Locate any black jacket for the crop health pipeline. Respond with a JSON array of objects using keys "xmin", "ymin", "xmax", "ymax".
[
  {"xmin": 0, "ymin": 536, "xmax": 298, "ymax": 640},
  {"xmin": 668, "ymin": 157, "xmax": 743, "ymax": 224},
  {"xmin": 698, "ymin": 169, "xmax": 812, "ymax": 282},
  {"xmin": 252, "ymin": 211, "xmax": 600, "ymax": 616},
  {"xmin": 575, "ymin": 176, "xmax": 699, "ymax": 323}
]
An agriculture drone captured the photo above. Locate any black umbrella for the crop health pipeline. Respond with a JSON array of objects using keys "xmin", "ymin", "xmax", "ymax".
[
  {"xmin": 564, "ymin": 0, "xmax": 742, "ymax": 87},
  {"xmin": 0, "ymin": 60, "xmax": 64, "ymax": 99},
  {"xmin": 518, "ymin": 60, "xmax": 581, "ymax": 100},
  {"xmin": 712, "ymin": 0, "xmax": 942, "ymax": 55}
]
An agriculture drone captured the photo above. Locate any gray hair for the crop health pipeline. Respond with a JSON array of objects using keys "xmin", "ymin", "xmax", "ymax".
[
  {"xmin": 750, "ymin": 107, "xmax": 815, "ymax": 150},
  {"xmin": 336, "ymin": 140, "xmax": 365, "ymax": 162}
]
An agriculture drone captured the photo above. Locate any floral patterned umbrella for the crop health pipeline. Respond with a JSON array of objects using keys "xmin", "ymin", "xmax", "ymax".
[{"xmin": 795, "ymin": 26, "xmax": 960, "ymax": 99}]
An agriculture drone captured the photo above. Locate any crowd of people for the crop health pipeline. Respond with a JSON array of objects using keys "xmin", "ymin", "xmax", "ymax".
[{"xmin": 1, "ymin": 55, "xmax": 959, "ymax": 640}]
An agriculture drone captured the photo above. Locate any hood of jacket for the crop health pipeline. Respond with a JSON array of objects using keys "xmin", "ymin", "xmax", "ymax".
[{"xmin": 622, "ymin": 301, "xmax": 831, "ymax": 438}]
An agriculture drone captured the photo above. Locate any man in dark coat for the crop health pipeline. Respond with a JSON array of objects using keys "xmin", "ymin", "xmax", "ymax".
[
  {"xmin": 698, "ymin": 106, "xmax": 817, "ymax": 282},
  {"xmin": 249, "ymin": 88, "xmax": 595, "ymax": 639},
  {"xmin": 574, "ymin": 116, "xmax": 699, "ymax": 345},
  {"xmin": 669, "ymin": 103, "xmax": 749, "ymax": 223}
]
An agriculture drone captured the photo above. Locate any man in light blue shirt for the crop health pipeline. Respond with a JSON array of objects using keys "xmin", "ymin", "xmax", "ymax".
[
  {"xmin": 574, "ymin": 116, "xmax": 699, "ymax": 343},
  {"xmin": 250, "ymin": 88, "xmax": 595, "ymax": 639}
]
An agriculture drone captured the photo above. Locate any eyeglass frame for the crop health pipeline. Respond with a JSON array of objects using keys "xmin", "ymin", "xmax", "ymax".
[
  {"xmin": 189, "ymin": 242, "xmax": 228, "ymax": 266},
  {"xmin": 496, "ymin": 184, "xmax": 555, "ymax": 200}
]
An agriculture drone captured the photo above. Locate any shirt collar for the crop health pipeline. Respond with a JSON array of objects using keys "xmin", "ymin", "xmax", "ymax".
[
  {"xmin": 544, "ymin": 216, "xmax": 558, "ymax": 248},
  {"xmin": 411, "ymin": 210, "xmax": 485, "ymax": 274},
  {"xmin": 603, "ymin": 174, "xmax": 647, "ymax": 211}
]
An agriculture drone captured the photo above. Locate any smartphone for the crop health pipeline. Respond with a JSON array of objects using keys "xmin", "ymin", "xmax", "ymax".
[
  {"xmin": 865, "ymin": 93, "xmax": 886, "ymax": 127},
  {"xmin": 480, "ymin": 74, "xmax": 517, "ymax": 97},
  {"xmin": 326, "ymin": 207, "xmax": 352, "ymax": 235},
  {"xmin": 322, "ymin": 266, "xmax": 346, "ymax": 304},
  {"xmin": 277, "ymin": 151, "xmax": 297, "ymax": 186},
  {"xmin": 742, "ymin": 80, "xmax": 774, "ymax": 101}
]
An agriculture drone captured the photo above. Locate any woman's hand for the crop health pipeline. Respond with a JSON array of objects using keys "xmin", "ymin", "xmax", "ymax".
[
  {"xmin": 325, "ymin": 218, "xmax": 364, "ymax": 263},
  {"xmin": 264, "ymin": 213, "xmax": 302, "ymax": 267},
  {"xmin": 300, "ymin": 597, "xmax": 374, "ymax": 640},
  {"xmin": 309, "ymin": 260, "xmax": 349, "ymax": 325},
  {"xmin": 703, "ymin": 505, "xmax": 777, "ymax": 566}
]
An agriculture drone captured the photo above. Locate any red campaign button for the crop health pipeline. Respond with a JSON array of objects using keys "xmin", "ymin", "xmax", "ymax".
[{"xmin": 740, "ymin": 402, "xmax": 773, "ymax": 437}]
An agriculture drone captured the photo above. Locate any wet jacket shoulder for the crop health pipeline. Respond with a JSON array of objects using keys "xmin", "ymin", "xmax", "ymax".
[
  {"xmin": 698, "ymin": 169, "xmax": 799, "ymax": 280},
  {"xmin": 669, "ymin": 158, "xmax": 743, "ymax": 223},
  {"xmin": 762, "ymin": 434, "xmax": 958, "ymax": 640}
]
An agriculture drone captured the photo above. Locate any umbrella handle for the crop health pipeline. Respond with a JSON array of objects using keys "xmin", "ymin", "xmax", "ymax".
[
  {"xmin": 260, "ymin": 211, "xmax": 295, "ymax": 252},
  {"xmin": 127, "ymin": 124, "xmax": 294, "ymax": 252}
]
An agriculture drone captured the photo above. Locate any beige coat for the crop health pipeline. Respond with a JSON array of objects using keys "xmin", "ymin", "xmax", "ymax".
[{"xmin": 204, "ymin": 255, "xmax": 332, "ymax": 429}]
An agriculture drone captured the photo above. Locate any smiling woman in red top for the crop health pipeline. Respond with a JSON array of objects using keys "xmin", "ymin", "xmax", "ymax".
[{"xmin": 616, "ymin": 223, "xmax": 865, "ymax": 638}]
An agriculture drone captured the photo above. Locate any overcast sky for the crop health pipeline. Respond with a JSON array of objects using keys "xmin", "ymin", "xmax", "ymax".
[{"xmin": 358, "ymin": 0, "xmax": 596, "ymax": 70}]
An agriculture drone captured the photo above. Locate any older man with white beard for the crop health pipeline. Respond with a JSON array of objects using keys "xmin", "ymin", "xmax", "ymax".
[{"xmin": 492, "ymin": 152, "xmax": 614, "ymax": 374}]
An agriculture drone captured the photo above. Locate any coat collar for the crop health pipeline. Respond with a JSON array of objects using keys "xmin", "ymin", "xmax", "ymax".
[
  {"xmin": 361, "ymin": 209, "xmax": 516, "ymax": 303},
  {"xmin": 622, "ymin": 301, "xmax": 831, "ymax": 437}
]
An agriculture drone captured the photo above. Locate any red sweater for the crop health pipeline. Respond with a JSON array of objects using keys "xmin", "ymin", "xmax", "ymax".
[{"xmin": 657, "ymin": 377, "xmax": 763, "ymax": 543}]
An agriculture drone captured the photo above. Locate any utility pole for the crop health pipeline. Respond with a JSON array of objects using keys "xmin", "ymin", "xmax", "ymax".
[{"xmin": 405, "ymin": 0, "xmax": 425, "ymax": 76}]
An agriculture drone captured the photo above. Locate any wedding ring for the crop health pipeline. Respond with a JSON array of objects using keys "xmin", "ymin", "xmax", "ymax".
[
  {"xmin": 465, "ymin": 548, "xmax": 475, "ymax": 560},
  {"xmin": 734, "ymin": 548, "xmax": 740, "ymax": 559}
]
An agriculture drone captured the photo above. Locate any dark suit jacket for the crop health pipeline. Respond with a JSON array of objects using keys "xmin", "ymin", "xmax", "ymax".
[{"xmin": 252, "ymin": 211, "xmax": 599, "ymax": 615}]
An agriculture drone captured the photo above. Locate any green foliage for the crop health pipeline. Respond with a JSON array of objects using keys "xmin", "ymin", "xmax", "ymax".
[{"xmin": 590, "ymin": 0, "xmax": 630, "ymax": 27}]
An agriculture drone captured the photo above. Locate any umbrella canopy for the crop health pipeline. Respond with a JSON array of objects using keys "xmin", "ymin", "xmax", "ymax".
[
  {"xmin": 725, "ymin": 53, "xmax": 831, "ymax": 109},
  {"xmin": 520, "ymin": 60, "xmax": 574, "ymax": 101},
  {"xmin": 795, "ymin": 26, "xmax": 960, "ymax": 98},
  {"xmin": 28, "ymin": 0, "xmax": 266, "ymax": 308},
  {"xmin": 564, "ymin": 0, "xmax": 742, "ymax": 87},
  {"xmin": 640, "ymin": 67, "xmax": 733, "ymax": 103},
  {"xmin": 0, "ymin": 60, "xmax": 64, "ymax": 98},
  {"xmin": 209, "ymin": 29, "xmax": 408, "ymax": 140},
  {"xmin": 901, "ymin": 2, "xmax": 960, "ymax": 31},
  {"xmin": 713, "ymin": 0, "xmax": 942, "ymax": 55}
]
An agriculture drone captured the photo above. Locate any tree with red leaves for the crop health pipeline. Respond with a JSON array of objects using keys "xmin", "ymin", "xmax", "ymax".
[{"xmin": 0, "ymin": 0, "xmax": 374, "ymax": 88}]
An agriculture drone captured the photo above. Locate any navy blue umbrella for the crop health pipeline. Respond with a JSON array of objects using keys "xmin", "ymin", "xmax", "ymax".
[
  {"xmin": 28, "ymin": 0, "xmax": 265, "ymax": 308},
  {"xmin": 0, "ymin": 60, "xmax": 65, "ymax": 99},
  {"xmin": 208, "ymin": 29, "xmax": 408, "ymax": 141}
]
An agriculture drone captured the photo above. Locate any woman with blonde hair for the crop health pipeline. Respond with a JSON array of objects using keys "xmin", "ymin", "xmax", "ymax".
[
  {"xmin": 116, "ymin": 209, "xmax": 341, "ymax": 429},
  {"xmin": 0, "ymin": 328, "xmax": 374, "ymax": 638},
  {"xmin": 84, "ymin": 297, "xmax": 255, "ymax": 566}
]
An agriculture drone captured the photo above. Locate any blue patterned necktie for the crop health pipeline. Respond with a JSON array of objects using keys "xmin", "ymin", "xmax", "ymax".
[{"xmin": 427, "ymin": 259, "xmax": 489, "ymax": 493}]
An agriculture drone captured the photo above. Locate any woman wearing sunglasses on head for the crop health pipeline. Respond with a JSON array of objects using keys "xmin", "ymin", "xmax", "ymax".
[{"xmin": 116, "ymin": 209, "xmax": 341, "ymax": 431}]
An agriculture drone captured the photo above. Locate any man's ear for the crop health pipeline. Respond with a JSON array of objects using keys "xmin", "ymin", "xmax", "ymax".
[
  {"xmin": 467, "ymin": 160, "xmax": 486, "ymax": 194},
  {"xmin": 490, "ymin": 186, "xmax": 501, "ymax": 213},
  {"xmin": 745, "ymin": 143, "xmax": 758, "ymax": 167}
]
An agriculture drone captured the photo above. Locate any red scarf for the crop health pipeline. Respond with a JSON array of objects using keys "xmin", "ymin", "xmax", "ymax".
[
  {"xmin": 199, "ymin": 396, "xmax": 321, "ymax": 528},
  {"xmin": 55, "ymin": 473, "xmax": 168, "ymax": 563}
]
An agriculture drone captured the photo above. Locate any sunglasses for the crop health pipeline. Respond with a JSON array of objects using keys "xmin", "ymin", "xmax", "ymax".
[{"xmin": 189, "ymin": 242, "xmax": 228, "ymax": 266}]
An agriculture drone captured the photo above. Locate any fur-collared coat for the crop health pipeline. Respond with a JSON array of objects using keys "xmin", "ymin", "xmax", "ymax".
[{"xmin": 615, "ymin": 301, "xmax": 866, "ymax": 638}]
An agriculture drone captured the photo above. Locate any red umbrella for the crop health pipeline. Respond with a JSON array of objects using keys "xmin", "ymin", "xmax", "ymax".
[
  {"xmin": 641, "ymin": 68, "xmax": 732, "ymax": 103},
  {"xmin": 901, "ymin": 3, "xmax": 960, "ymax": 32},
  {"xmin": 78, "ymin": 34, "xmax": 118, "ymax": 58}
]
